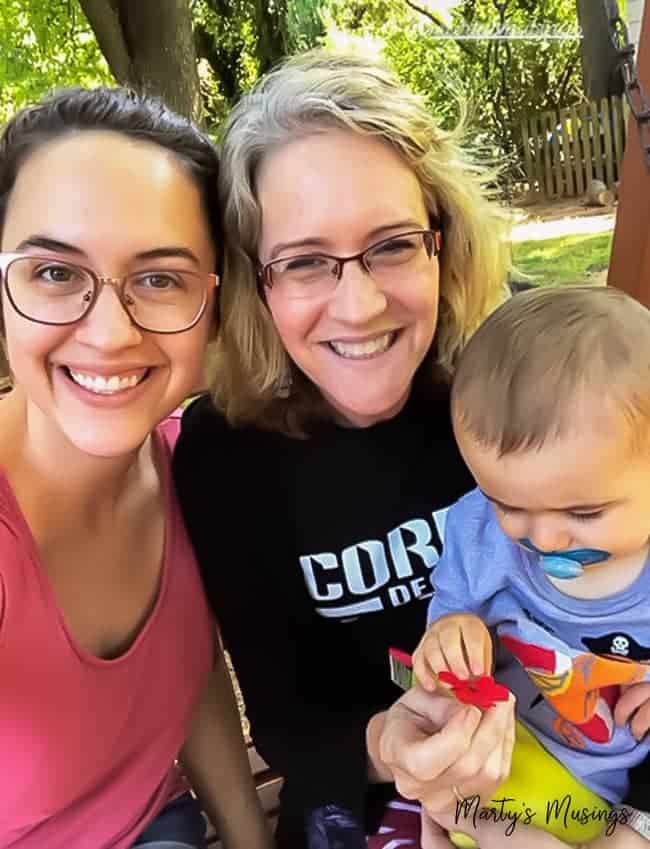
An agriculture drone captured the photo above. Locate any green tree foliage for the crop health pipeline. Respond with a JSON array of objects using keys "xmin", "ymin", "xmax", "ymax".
[
  {"xmin": 0, "ymin": 0, "xmax": 111, "ymax": 123},
  {"xmin": 194, "ymin": 0, "xmax": 324, "ymax": 126},
  {"xmin": 0, "ymin": 0, "xmax": 323, "ymax": 126},
  {"xmin": 0, "ymin": 0, "xmax": 581, "ymax": 176},
  {"xmin": 325, "ymin": 0, "xmax": 582, "ymax": 184}
]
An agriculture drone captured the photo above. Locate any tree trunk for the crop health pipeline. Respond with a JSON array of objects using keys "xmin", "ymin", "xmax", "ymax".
[
  {"xmin": 79, "ymin": 0, "xmax": 201, "ymax": 121},
  {"xmin": 608, "ymin": 1, "xmax": 650, "ymax": 305},
  {"xmin": 576, "ymin": 0, "xmax": 624, "ymax": 99},
  {"xmin": 253, "ymin": 0, "xmax": 288, "ymax": 75}
]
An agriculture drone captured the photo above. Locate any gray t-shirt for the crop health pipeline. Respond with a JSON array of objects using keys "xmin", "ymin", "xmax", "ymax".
[{"xmin": 427, "ymin": 487, "xmax": 650, "ymax": 802}]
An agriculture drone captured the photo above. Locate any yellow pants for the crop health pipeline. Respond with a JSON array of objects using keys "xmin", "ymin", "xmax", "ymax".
[{"xmin": 450, "ymin": 721, "xmax": 611, "ymax": 847}]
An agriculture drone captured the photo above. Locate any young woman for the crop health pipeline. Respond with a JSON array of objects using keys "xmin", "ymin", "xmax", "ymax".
[{"xmin": 0, "ymin": 87, "xmax": 272, "ymax": 849}]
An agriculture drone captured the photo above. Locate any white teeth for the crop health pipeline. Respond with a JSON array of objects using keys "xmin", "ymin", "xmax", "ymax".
[
  {"xmin": 329, "ymin": 332, "xmax": 395, "ymax": 359},
  {"xmin": 68, "ymin": 369, "xmax": 145, "ymax": 395}
]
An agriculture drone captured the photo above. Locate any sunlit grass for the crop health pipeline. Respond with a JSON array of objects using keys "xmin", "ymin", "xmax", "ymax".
[{"xmin": 512, "ymin": 231, "xmax": 614, "ymax": 287}]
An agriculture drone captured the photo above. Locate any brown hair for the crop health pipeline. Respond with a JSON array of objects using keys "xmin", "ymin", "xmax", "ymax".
[
  {"xmin": 452, "ymin": 285, "xmax": 650, "ymax": 455},
  {"xmin": 213, "ymin": 49, "xmax": 511, "ymax": 436},
  {"xmin": 0, "ymin": 85, "xmax": 221, "ymax": 391}
]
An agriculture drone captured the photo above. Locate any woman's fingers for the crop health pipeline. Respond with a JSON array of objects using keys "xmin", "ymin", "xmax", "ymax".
[
  {"xmin": 438, "ymin": 695, "xmax": 516, "ymax": 797},
  {"xmin": 388, "ymin": 704, "xmax": 482, "ymax": 798},
  {"xmin": 381, "ymin": 687, "xmax": 516, "ymax": 819}
]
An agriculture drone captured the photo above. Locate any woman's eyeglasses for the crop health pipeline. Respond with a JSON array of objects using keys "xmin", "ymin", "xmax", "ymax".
[
  {"xmin": 0, "ymin": 253, "xmax": 219, "ymax": 334},
  {"xmin": 258, "ymin": 229, "xmax": 441, "ymax": 300}
]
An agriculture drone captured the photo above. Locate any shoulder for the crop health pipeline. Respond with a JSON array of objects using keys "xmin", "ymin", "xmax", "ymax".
[
  {"xmin": 449, "ymin": 487, "xmax": 491, "ymax": 517},
  {"xmin": 0, "ymin": 514, "xmax": 21, "ymax": 549},
  {"xmin": 0, "ymin": 506, "xmax": 26, "ymax": 584},
  {"xmin": 179, "ymin": 394, "xmax": 231, "ymax": 442},
  {"xmin": 0, "ymin": 512, "xmax": 34, "ymax": 634},
  {"xmin": 446, "ymin": 488, "xmax": 508, "ymax": 552},
  {"xmin": 177, "ymin": 395, "xmax": 279, "ymax": 451},
  {"xmin": 408, "ymin": 389, "xmax": 475, "ymax": 498},
  {"xmin": 173, "ymin": 395, "xmax": 238, "ymax": 477},
  {"xmin": 172, "ymin": 396, "xmax": 284, "ymax": 526}
]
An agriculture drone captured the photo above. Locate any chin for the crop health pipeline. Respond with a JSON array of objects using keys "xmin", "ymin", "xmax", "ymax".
[
  {"xmin": 337, "ymin": 392, "xmax": 410, "ymax": 427},
  {"xmin": 61, "ymin": 424, "xmax": 151, "ymax": 459}
]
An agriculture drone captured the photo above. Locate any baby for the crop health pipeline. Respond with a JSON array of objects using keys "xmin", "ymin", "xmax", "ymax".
[{"xmin": 415, "ymin": 285, "xmax": 650, "ymax": 847}]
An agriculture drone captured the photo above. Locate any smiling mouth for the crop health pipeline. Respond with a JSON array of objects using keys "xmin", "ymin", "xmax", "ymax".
[
  {"xmin": 327, "ymin": 331, "xmax": 399, "ymax": 359},
  {"xmin": 63, "ymin": 367, "xmax": 151, "ymax": 395}
]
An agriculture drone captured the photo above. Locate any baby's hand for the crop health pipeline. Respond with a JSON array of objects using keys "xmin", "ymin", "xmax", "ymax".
[
  {"xmin": 614, "ymin": 681, "xmax": 650, "ymax": 740},
  {"xmin": 413, "ymin": 613, "xmax": 493, "ymax": 692}
]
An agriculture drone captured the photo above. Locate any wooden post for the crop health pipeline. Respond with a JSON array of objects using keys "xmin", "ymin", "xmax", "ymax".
[{"xmin": 608, "ymin": 3, "xmax": 650, "ymax": 303}]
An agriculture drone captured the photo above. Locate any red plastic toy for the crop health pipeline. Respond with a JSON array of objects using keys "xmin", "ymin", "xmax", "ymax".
[{"xmin": 437, "ymin": 670, "xmax": 510, "ymax": 710}]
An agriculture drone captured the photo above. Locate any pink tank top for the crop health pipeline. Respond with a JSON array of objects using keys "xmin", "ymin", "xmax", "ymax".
[{"xmin": 0, "ymin": 417, "xmax": 215, "ymax": 849}]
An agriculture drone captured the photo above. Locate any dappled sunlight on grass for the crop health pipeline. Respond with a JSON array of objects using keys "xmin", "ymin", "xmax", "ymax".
[
  {"xmin": 512, "ymin": 231, "xmax": 613, "ymax": 287},
  {"xmin": 511, "ymin": 212, "xmax": 615, "ymax": 243}
]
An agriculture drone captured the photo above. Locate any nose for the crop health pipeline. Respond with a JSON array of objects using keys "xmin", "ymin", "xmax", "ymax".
[
  {"xmin": 74, "ymin": 281, "xmax": 143, "ymax": 350},
  {"xmin": 327, "ymin": 261, "xmax": 387, "ymax": 324},
  {"xmin": 525, "ymin": 515, "xmax": 573, "ymax": 554}
]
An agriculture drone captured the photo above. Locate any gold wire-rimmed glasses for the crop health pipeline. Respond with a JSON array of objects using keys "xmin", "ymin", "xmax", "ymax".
[{"xmin": 0, "ymin": 253, "xmax": 219, "ymax": 334}]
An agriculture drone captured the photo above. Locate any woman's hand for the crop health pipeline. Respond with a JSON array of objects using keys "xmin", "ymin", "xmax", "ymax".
[{"xmin": 376, "ymin": 684, "xmax": 515, "ymax": 814}]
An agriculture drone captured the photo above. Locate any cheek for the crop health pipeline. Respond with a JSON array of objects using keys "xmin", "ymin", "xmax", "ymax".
[
  {"xmin": 494, "ymin": 511, "xmax": 527, "ymax": 541},
  {"xmin": 267, "ymin": 294, "xmax": 320, "ymax": 353},
  {"xmin": 602, "ymin": 512, "xmax": 650, "ymax": 548},
  {"xmin": 166, "ymin": 327, "xmax": 210, "ymax": 384},
  {"xmin": 393, "ymin": 268, "xmax": 439, "ymax": 337},
  {"xmin": 3, "ymin": 315, "xmax": 66, "ymax": 375}
]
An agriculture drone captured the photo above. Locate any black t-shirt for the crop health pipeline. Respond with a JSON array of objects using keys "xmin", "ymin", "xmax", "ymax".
[{"xmin": 173, "ymin": 389, "xmax": 650, "ymax": 841}]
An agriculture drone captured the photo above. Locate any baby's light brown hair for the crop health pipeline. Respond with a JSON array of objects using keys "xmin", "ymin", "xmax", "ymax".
[{"xmin": 451, "ymin": 285, "xmax": 650, "ymax": 456}]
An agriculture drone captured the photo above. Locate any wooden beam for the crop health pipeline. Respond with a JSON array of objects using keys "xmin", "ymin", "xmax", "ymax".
[{"xmin": 608, "ymin": 3, "xmax": 650, "ymax": 304}]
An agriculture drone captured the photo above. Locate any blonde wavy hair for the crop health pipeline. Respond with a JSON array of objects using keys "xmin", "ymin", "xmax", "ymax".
[{"xmin": 214, "ymin": 49, "xmax": 511, "ymax": 434}]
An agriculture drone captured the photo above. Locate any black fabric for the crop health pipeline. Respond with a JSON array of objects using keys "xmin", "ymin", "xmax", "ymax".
[{"xmin": 172, "ymin": 390, "xmax": 650, "ymax": 847}]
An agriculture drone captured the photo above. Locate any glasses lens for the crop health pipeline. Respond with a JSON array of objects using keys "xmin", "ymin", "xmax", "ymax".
[
  {"xmin": 366, "ymin": 233, "xmax": 427, "ymax": 277},
  {"xmin": 269, "ymin": 255, "xmax": 337, "ymax": 299},
  {"xmin": 6, "ymin": 257, "xmax": 94, "ymax": 324},
  {"xmin": 123, "ymin": 270, "xmax": 207, "ymax": 332}
]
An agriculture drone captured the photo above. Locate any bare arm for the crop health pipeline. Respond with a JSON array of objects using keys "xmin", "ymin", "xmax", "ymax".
[
  {"xmin": 179, "ymin": 652, "xmax": 274, "ymax": 849},
  {"xmin": 366, "ymin": 710, "xmax": 392, "ymax": 782}
]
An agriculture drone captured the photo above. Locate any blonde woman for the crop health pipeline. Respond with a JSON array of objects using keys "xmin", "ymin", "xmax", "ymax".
[{"xmin": 172, "ymin": 52, "xmax": 648, "ymax": 848}]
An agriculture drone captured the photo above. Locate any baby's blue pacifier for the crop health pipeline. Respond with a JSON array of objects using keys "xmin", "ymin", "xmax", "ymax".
[{"xmin": 519, "ymin": 539, "xmax": 610, "ymax": 579}]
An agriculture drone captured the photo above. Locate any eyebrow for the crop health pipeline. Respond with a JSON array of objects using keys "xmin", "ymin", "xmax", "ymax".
[
  {"xmin": 479, "ymin": 489, "xmax": 621, "ymax": 512},
  {"xmin": 17, "ymin": 236, "xmax": 86, "ymax": 256},
  {"xmin": 15, "ymin": 236, "xmax": 200, "ymax": 266},
  {"xmin": 269, "ymin": 219, "xmax": 427, "ymax": 260}
]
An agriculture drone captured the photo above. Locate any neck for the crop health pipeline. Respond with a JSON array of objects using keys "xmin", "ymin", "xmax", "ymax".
[
  {"xmin": 327, "ymin": 387, "xmax": 412, "ymax": 429},
  {"xmin": 1, "ymin": 389, "xmax": 153, "ymax": 524},
  {"xmin": 548, "ymin": 546, "xmax": 649, "ymax": 599}
]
